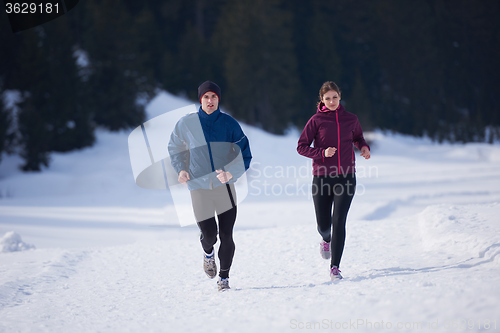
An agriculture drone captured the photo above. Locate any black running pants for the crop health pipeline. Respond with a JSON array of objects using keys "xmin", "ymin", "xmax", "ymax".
[
  {"xmin": 312, "ymin": 174, "xmax": 356, "ymax": 268},
  {"xmin": 191, "ymin": 184, "xmax": 237, "ymax": 279}
]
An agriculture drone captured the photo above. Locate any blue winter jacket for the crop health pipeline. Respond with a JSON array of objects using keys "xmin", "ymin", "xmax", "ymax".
[{"xmin": 168, "ymin": 107, "xmax": 252, "ymax": 191}]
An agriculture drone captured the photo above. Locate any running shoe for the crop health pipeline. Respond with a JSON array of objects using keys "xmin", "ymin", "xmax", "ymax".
[
  {"xmin": 217, "ymin": 277, "xmax": 230, "ymax": 291},
  {"xmin": 203, "ymin": 254, "xmax": 217, "ymax": 279},
  {"xmin": 330, "ymin": 266, "xmax": 343, "ymax": 281},
  {"xmin": 320, "ymin": 240, "xmax": 331, "ymax": 260}
]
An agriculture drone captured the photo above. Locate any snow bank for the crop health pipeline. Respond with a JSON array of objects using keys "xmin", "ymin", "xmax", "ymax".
[
  {"xmin": 417, "ymin": 203, "xmax": 500, "ymax": 260},
  {"xmin": 1, "ymin": 90, "xmax": 500, "ymax": 332},
  {"xmin": 0, "ymin": 231, "xmax": 35, "ymax": 253}
]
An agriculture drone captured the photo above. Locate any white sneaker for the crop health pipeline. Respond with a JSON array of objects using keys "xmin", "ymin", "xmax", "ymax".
[
  {"xmin": 320, "ymin": 240, "xmax": 331, "ymax": 260},
  {"xmin": 217, "ymin": 277, "xmax": 230, "ymax": 292},
  {"xmin": 203, "ymin": 254, "xmax": 217, "ymax": 279},
  {"xmin": 330, "ymin": 266, "xmax": 343, "ymax": 281}
]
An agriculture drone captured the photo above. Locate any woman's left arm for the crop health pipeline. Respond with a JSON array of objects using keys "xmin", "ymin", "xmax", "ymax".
[{"xmin": 353, "ymin": 119, "xmax": 370, "ymax": 160}]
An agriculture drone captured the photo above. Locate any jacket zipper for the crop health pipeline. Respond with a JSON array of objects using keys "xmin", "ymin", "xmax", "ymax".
[{"xmin": 336, "ymin": 111, "xmax": 341, "ymax": 175}]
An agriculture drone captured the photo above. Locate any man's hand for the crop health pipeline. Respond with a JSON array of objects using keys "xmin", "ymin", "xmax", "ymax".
[
  {"xmin": 360, "ymin": 146, "xmax": 371, "ymax": 159},
  {"xmin": 216, "ymin": 170, "xmax": 233, "ymax": 184},
  {"xmin": 324, "ymin": 147, "xmax": 337, "ymax": 158},
  {"xmin": 178, "ymin": 170, "xmax": 190, "ymax": 184}
]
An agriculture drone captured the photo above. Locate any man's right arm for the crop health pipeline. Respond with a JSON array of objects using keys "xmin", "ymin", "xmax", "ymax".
[{"xmin": 168, "ymin": 122, "xmax": 189, "ymax": 176}]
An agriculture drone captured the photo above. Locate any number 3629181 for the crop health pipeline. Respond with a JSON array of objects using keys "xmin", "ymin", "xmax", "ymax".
[{"xmin": 6, "ymin": 3, "xmax": 60, "ymax": 14}]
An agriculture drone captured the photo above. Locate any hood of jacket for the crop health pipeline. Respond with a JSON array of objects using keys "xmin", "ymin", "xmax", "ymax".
[{"xmin": 317, "ymin": 102, "xmax": 344, "ymax": 114}]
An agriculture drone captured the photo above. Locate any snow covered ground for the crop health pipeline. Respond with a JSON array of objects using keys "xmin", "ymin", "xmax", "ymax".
[{"xmin": 1, "ymin": 91, "xmax": 499, "ymax": 332}]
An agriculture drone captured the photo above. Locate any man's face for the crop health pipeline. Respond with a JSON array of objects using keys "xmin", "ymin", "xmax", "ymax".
[{"xmin": 201, "ymin": 92, "xmax": 219, "ymax": 114}]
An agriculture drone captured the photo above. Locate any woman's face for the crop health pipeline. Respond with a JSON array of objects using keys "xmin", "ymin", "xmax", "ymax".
[
  {"xmin": 321, "ymin": 90, "xmax": 341, "ymax": 111},
  {"xmin": 201, "ymin": 92, "xmax": 219, "ymax": 114}
]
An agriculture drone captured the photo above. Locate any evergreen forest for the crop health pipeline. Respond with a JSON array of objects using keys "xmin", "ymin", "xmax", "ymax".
[{"xmin": 1, "ymin": 0, "xmax": 499, "ymax": 170}]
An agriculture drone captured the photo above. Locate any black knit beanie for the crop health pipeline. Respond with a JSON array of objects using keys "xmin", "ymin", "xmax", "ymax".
[{"xmin": 198, "ymin": 81, "xmax": 221, "ymax": 103}]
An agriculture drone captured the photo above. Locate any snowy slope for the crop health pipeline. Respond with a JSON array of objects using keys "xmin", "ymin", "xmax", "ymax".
[{"xmin": 1, "ymin": 91, "xmax": 500, "ymax": 332}]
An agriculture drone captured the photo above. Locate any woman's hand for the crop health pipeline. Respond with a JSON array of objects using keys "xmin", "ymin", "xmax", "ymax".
[
  {"xmin": 178, "ymin": 170, "xmax": 190, "ymax": 184},
  {"xmin": 324, "ymin": 147, "xmax": 337, "ymax": 158},
  {"xmin": 360, "ymin": 146, "xmax": 371, "ymax": 159},
  {"xmin": 216, "ymin": 170, "xmax": 233, "ymax": 184}
]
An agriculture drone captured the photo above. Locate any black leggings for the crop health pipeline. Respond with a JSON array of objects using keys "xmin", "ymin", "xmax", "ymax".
[
  {"xmin": 191, "ymin": 184, "xmax": 237, "ymax": 279},
  {"xmin": 312, "ymin": 174, "xmax": 356, "ymax": 268}
]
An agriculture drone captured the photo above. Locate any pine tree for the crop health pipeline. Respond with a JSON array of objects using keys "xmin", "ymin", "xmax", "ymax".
[
  {"xmin": 0, "ymin": 17, "xmax": 12, "ymax": 163},
  {"xmin": 14, "ymin": 15, "xmax": 95, "ymax": 170},
  {"xmin": 13, "ymin": 28, "xmax": 51, "ymax": 170},
  {"xmin": 158, "ymin": 0, "xmax": 225, "ymax": 99},
  {"xmin": 306, "ymin": 2, "xmax": 343, "ymax": 99},
  {"xmin": 82, "ymin": 0, "xmax": 146, "ymax": 130},
  {"xmin": 175, "ymin": 22, "xmax": 222, "ymax": 101},
  {"xmin": 0, "ymin": 93, "xmax": 10, "ymax": 164},
  {"xmin": 213, "ymin": 0, "xmax": 301, "ymax": 133},
  {"xmin": 44, "ymin": 17, "xmax": 95, "ymax": 152},
  {"xmin": 348, "ymin": 69, "xmax": 372, "ymax": 131}
]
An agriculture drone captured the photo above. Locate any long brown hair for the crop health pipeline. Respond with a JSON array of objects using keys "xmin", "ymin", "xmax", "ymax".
[{"xmin": 317, "ymin": 81, "xmax": 341, "ymax": 106}]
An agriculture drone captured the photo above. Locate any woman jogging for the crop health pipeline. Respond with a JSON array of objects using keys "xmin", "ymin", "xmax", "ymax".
[
  {"xmin": 168, "ymin": 81, "xmax": 252, "ymax": 291},
  {"xmin": 297, "ymin": 81, "xmax": 370, "ymax": 281}
]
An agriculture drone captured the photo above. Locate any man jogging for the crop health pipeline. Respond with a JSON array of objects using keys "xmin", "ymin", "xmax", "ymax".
[{"xmin": 168, "ymin": 81, "xmax": 252, "ymax": 291}]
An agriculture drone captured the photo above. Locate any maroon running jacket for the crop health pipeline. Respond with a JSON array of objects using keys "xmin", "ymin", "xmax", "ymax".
[{"xmin": 297, "ymin": 103, "xmax": 369, "ymax": 176}]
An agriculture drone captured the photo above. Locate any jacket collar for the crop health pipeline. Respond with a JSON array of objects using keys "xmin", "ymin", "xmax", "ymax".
[
  {"xmin": 317, "ymin": 102, "xmax": 344, "ymax": 114},
  {"xmin": 198, "ymin": 106, "xmax": 221, "ymax": 120}
]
